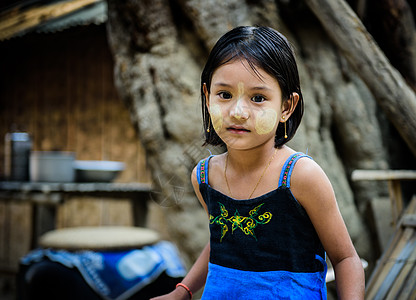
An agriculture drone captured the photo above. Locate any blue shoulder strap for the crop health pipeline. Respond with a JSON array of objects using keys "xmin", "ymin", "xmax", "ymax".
[
  {"xmin": 196, "ymin": 155, "xmax": 214, "ymax": 185},
  {"xmin": 278, "ymin": 152, "xmax": 312, "ymax": 188}
]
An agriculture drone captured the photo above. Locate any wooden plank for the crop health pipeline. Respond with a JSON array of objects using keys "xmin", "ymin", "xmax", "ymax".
[
  {"xmin": 408, "ymin": 196, "xmax": 416, "ymax": 214},
  {"xmin": 385, "ymin": 232, "xmax": 416, "ymax": 299},
  {"xmin": 31, "ymin": 205, "xmax": 57, "ymax": 248},
  {"xmin": 56, "ymin": 197, "xmax": 102, "ymax": 228},
  {"xmin": 87, "ymin": 32, "xmax": 104, "ymax": 161},
  {"xmin": 401, "ymin": 214, "xmax": 416, "ymax": 228},
  {"xmin": 367, "ymin": 227, "xmax": 414, "ymax": 299},
  {"xmin": 132, "ymin": 197, "xmax": 148, "ymax": 228},
  {"xmin": 366, "ymin": 196, "xmax": 416, "ymax": 299},
  {"xmin": 395, "ymin": 262, "xmax": 416, "ymax": 299},
  {"xmin": 101, "ymin": 199, "xmax": 133, "ymax": 226},
  {"xmin": 7, "ymin": 48, "xmax": 32, "ymax": 136},
  {"xmin": 368, "ymin": 198, "xmax": 395, "ymax": 253},
  {"xmin": 408, "ymin": 280, "xmax": 416, "ymax": 300},
  {"xmin": 65, "ymin": 36, "xmax": 77, "ymax": 154},
  {"xmin": 0, "ymin": 182, "xmax": 152, "ymax": 195},
  {"xmin": 366, "ymin": 222, "xmax": 407, "ymax": 295},
  {"xmin": 32, "ymin": 45, "xmax": 43, "ymax": 152},
  {"xmin": 94, "ymin": 44, "xmax": 105, "ymax": 161},
  {"xmin": 0, "ymin": 201, "xmax": 8, "ymax": 269},
  {"xmin": 0, "ymin": 0, "xmax": 99, "ymax": 40},
  {"xmin": 36, "ymin": 46, "xmax": 52, "ymax": 151},
  {"xmin": 352, "ymin": 170, "xmax": 416, "ymax": 181},
  {"xmin": 388, "ymin": 180, "xmax": 403, "ymax": 226},
  {"xmin": 107, "ymin": 101, "xmax": 145, "ymax": 182},
  {"xmin": 101, "ymin": 47, "xmax": 115, "ymax": 161},
  {"xmin": 8, "ymin": 202, "xmax": 31, "ymax": 272},
  {"xmin": 100, "ymin": 35, "xmax": 150, "ymax": 183},
  {"xmin": 74, "ymin": 34, "xmax": 103, "ymax": 161},
  {"xmin": 26, "ymin": 45, "xmax": 38, "ymax": 147},
  {"xmin": 47, "ymin": 47, "xmax": 69, "ymax": 152}
]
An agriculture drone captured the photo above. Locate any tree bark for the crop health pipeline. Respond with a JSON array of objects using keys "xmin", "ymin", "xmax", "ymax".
[
  {"xmin": 365, "ymin": 0, "xmax": 416, "ymax": 91},
  {"xmin": 106, "ymin": 0, "xmax": 209, "ymax": 265},
  {"xmin": 105, "ymin": 0, "xmax": 416, "ymax": 280},
  {"xmin": 305, "ymin": 0, "xmax": 416, "ymax": 157}
]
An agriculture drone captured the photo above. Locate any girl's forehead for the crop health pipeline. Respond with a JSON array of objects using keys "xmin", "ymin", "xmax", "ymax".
[{"xmin": 211, "ymin": 59, "xmax": 277, "ymax": 87}]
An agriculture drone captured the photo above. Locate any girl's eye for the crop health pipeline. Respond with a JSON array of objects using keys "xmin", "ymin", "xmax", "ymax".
[
  {"xmin": 251, "ymin": 95, "xmax": 266, "ymax": 103},
  {"xmin": 218, "ymin": 92, "xmax": 232, "ymax": 99}
]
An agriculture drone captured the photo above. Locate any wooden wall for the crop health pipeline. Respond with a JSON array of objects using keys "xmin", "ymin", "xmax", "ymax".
[
  {"xmin": 0, "ymin": 24, "xmax": 152, "ymax": 273},
  {"xmin": 0, "ymin": 25, "xmax": 150, "ymax": 181}
]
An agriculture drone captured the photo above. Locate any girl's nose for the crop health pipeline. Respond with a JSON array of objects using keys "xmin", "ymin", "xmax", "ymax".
[{"xmin": 230, "ymin": 98, "xmax": 249, "ymax": 120}]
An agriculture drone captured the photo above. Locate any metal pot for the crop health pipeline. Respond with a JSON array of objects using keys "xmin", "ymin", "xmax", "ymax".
[{"xmin": 30, "ymin": 151, "xmax": 75, "ymax": 182}]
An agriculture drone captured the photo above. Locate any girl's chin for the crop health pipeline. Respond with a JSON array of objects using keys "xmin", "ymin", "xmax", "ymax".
[{"xmin": 223, "ymin": 141, "xmax": 275, "ymax": 151}]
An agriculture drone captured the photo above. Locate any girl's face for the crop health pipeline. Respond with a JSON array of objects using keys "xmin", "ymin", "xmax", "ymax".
[{"xmin": 205, "ymin": 59, "xmax": 293, "ymax": 151}]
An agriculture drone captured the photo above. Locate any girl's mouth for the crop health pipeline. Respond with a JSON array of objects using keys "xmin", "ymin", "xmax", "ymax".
[{"xmin": 227, "ymin": 126, "xmax": 250, "ymax": 134}]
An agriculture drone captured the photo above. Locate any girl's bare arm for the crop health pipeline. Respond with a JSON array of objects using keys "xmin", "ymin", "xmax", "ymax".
[{"xmin": 291, "ymin": 158, "xmax": 365, "ymax": 300}]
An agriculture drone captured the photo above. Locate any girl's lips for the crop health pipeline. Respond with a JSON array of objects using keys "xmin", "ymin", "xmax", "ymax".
[{"xmin": 227, "ymin": 126, "xmax": 250, "ymax": 134}]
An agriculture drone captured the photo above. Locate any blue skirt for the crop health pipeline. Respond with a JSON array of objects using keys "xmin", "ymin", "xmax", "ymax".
[{"xmin": 202, "ymin": 257, "xmax": 327, "ymax": 300}]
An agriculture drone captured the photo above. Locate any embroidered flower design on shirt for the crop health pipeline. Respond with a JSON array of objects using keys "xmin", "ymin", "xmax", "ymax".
[
  {"xmin": 281, "ymin": 153, "xmax": 302, "ymax": 187},
  {"xmin": 209, "ymin": 202, "xmax": 272, "ymax": 242}
]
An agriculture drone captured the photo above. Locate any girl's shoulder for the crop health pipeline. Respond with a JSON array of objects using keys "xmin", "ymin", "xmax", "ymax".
[
  {"xmin": 197, "ymin": 153, "xmax": 225, "ymax": 170},
  {"xmin": 290, "ymin": 155, "xmax": 335, "ymax": 207},
  {"xmin": 191, "ymin": 154, "xmax": 225, "ymax": 183},
  {"xmin": 291, "ymin": 155, "xmax": 328, "ymax": 186},
  {"xmin": 280, "ymin": 146, "xmax": 323, "ymax": 177}
]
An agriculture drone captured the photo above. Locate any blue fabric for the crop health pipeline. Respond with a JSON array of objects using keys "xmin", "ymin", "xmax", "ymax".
[
  {"xmin": 202, "ymin": 260, "xmax": 327, "ymax": 300},
  {"xmin": 278, "ymin": 152, "xmax": 312, "ymax": 188},
  {"xmin": 197, "ymin": 155, "xmax": 214, "ymax": 184},
  {"xmin": 21, "ymin": 241, "xmax": 186, "ymax": 300}
]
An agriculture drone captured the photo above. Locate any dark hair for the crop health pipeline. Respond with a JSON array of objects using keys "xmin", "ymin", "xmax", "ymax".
[{"xmin": 201, "ymin": 25, "xmax": 304, "ymax": 147}]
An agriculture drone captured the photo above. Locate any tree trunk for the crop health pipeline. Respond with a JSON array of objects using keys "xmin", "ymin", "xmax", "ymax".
[
  {"xmin": 304, "ymin": 0, "xmax": 416, "ymax": 157},
  {"xmin": 106, "ymin": 0, "xmax": 210, "ymax": 265},
  {"xmin": 105, "ymin": 0, "xmax": 415, "ymax": 284},
  {"xmin": 364, "ymin": 0, "xmax": 416, "ymax": 91}
]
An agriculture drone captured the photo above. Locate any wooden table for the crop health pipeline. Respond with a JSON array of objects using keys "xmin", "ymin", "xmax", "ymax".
[{"xmin": 0, "ymin": 181, "xmax": 153, "ymax": 247}]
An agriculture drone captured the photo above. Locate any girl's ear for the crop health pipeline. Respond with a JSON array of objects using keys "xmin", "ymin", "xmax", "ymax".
[
  {"xmin": 203, "ymin": 83, "xmax": 210, "ymax": 108},
  {"xmin": 280, "ymin": 92, "xmax": 299, "ymax": 122}
]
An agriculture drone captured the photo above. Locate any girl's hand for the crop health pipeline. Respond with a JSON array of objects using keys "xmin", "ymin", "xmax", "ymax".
[{"xmin": 149, "ymin": 287, "xmax": 190, "ymax": 300}]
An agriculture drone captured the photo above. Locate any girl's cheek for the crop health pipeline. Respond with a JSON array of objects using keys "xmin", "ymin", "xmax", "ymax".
[
  {"xmin": 255, "ymin": 108, "xmax": 278, "ymax": 135},
  {"xmin": 210, "ymin": 103, "xmax": 223, "ymax": 132}
]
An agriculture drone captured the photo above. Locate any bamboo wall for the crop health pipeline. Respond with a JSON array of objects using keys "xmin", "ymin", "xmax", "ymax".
[{"xmin": 0, "ymin": 25, "xmax": 152, "ymax": 273}]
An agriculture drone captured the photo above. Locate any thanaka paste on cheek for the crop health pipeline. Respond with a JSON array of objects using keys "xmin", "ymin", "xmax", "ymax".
[
  {"xmin": 210, "ymin": 104, "xmax": 223, "ymax": 132},
  {"xmin": 255, "ymin": 108, "xmax": 278, "ymax": 135}
]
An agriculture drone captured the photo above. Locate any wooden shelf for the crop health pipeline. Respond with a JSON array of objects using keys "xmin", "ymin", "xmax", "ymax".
[
  {"xmin": 0, "ymin": 181, "xmax": 152, "ymax": 204},
  {"xmin": 0, "ymin": 181, "xmax": 154, "ymax": 248}
]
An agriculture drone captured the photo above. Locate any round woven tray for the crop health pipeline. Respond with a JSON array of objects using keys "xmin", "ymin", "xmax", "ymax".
[{"xmin": 39, "ymin": 226, "xmax": 160, "ymax": 251}]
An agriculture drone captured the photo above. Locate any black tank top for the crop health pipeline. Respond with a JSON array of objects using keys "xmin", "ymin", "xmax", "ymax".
[{"xmin": 196, "ymin": 152, "xmax": 325, "ymax": 273}]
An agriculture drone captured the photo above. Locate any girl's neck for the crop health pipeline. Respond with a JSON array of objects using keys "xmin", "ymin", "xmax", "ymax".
[{"xmin": 226, "ymin": 143, "xmax": 282, "ymax": 173}]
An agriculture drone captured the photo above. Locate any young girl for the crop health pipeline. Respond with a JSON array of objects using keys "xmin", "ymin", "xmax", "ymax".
[{"xmin": 153, "ymin": 26, "xmax": 364, "ymax": 299}]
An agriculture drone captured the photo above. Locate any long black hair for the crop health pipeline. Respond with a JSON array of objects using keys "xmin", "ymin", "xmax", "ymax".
[{"xmin": 201, "ymin": 26, "xmax": 304, "ymax": 147}]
